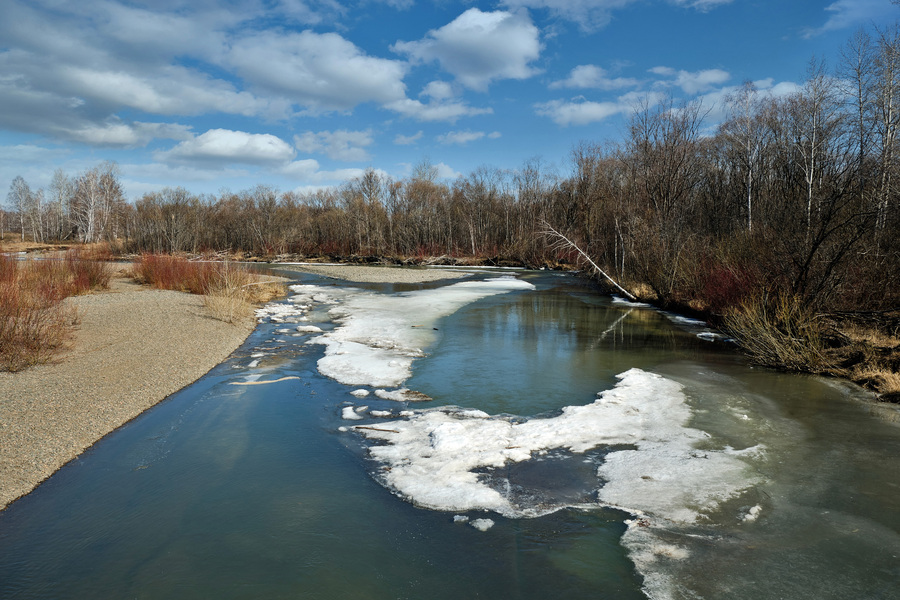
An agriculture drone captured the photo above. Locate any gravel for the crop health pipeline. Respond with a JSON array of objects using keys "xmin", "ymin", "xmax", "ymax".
[
  {"xmin": 0, "ymin": 278, "xmax": 254, "ymax": 510},
  {"xmin": 281, "ymin": 263, "xmax": 470, "ymax": 283}
]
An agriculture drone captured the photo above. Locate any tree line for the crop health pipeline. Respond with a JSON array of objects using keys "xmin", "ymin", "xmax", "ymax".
[{"xmin": 5, "ymin": 25, "xmax": 900, "ymax": 318}]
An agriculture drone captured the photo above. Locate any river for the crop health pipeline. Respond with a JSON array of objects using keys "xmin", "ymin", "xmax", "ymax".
[{"xmin": 1, "ymin": 268, "xmax": 898, "ymax": 599}]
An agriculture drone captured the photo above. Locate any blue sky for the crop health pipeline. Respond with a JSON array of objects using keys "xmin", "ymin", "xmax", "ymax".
[{"xmin": 1, "ymin": 0, "xmax": 898, "ymax": 200}]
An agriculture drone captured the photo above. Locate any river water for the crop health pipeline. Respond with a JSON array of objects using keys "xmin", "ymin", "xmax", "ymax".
[{"xmin": 1, "ymin": 269, "xmax": 898, "ymax": 599}]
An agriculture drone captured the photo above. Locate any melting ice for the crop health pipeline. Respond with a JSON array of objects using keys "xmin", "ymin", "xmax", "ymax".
[
  {"xmin": 304, "ymin": 277, "xmax": 535, "ymax": 388},
  {"xmin": 352, "ymin": 369, "xmax": 760, "ymax": 522}
]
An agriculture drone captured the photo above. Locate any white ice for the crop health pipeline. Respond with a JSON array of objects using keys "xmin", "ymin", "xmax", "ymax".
[
  {"xmin": 306, "ymin": 277, "xmax": 535, "ymax": 387},
  {"xmin": 470, "ymin": 518, "xmax": 495, "ymax": 531},
  {"xmin": 353, "ymin": 369, "xmax": 760, "ymax": 523},
  {"xmin": 341, "ymin": 406, "xmax": 363, "ymax": 420}
]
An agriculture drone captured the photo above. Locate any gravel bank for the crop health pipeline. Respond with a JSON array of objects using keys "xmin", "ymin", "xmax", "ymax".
[
  {"xmin": 283, "ymin": 263, "xmax": 470, "ymax": 283},
  {"xmin": 0, "ymin": 278, "xmax": 255, "ymax": 510}
]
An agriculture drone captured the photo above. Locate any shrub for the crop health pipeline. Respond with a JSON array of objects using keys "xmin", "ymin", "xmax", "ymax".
[
  {"xmin": 132, "ymin": 254, "xmax": 218, "ymax": 294},
  {"xmin": 132, "ymin": 254, "xmax": 285, "ymax": 324},
  {"xmin": 723, "ymin": 292, "xmax": 830, "ymax": 372},
  {"xmin": 0, "ymin": 256, "xmax": 77, "ymax": 371},
  {"xmin": 65, "ymin": 248, "xmax": 112, "ymax": 294}
]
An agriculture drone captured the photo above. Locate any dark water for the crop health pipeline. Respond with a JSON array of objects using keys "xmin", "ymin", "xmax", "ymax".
[{"xmin": 1, "ymin": 270, "xmax": 898, "ymax": 599}]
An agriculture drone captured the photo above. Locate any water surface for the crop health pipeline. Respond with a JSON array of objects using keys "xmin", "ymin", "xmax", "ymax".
[{"xmin": 1, "ymin": 270, "xmax": 897, "ymax": 599}]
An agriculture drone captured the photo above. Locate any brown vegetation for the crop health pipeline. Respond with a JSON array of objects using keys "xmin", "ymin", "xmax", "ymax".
[
  {"xmin": 0, "ymin": 251, "xmax": 112, "ymax": 371},
  {"xmin": 131, "ymin": 254, "xmax": 285, "ymax": 324}
]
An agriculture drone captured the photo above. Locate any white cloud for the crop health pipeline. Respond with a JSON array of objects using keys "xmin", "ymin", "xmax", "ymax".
[
  {"xmin": 160, "ymin": 129, "xmax": 297, "ymax": 166},
  {"xmin": 535, "ymin": 98, "xmax": 629, "ymax": 126},
  {"xmin": 55, "ymin": 65, "xmax": 271, "ymax": 117},
  {"xmin": 228, "ymin": 31, "xmax": 408, "ymax": 112},
  {"xmin": 393, "ymin": 9, "xmax": 541, "ymax": 90},
  {"xmin": 501, "ymin": 0, "xmax": 732, "ymax": 31},
  {"xmin": 535, "ymin": 92, "xmax": 664, "ymax": 126},
  {"xmin": 394, "ymin": 131, "xmax": 424, "ymax": 145},
  {"xmin": 434, "ymin": 162, "xmax": 462, "ymax": 179},
  {"xmin": 64, "ymin": 120, "xmax": 193, "ymax": 147},
  {"xmin": 550, "ymin": 65, "xmax": 640, "ymax": 90},
  {"xmin": 501, "ymin": 0, "xmax": 638, "ymax": 31},
  {"xmin": 651, "ymin": 67, "xmax": 730, "ymax": 95},
  {"xmin": 385, "ymin": 98, "xmax": 493, "ymax": 122},
  {"xmin": 805, "ymin": 0, "xmax": 897, "ymax": 38},
  {"xmin": 668, "ymin": 0, "xmax": 733, "ymax": 10},
  {"xmin": 294, "ymin": 130, "xmax": 374, "ymax": 161},
  {"xmin": 280, "ymin": 159, "xmax": 371, "ymax": 185},
  {"xmin": 422, "ymin": 80, "xmax": 456, "ymax": 101},
  {"xmin": 436, "ymin": 130, "xmax": 499, "ymax": 145}
]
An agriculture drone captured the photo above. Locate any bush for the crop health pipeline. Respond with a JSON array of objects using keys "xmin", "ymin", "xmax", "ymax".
[
  {"xmin": 132, "ymin": 254, "xmax": 218, "ymax": 294},
  {"xmin": 0, "ymin": 255, "xmax": 78, "ymax": 371},
  {"xmin": 132, "ymin": 254, "xmax": 285, "ymax": 324},
  {"xmin": 723, "ymin": 292, "xmax": 830, "ymax": 372}
]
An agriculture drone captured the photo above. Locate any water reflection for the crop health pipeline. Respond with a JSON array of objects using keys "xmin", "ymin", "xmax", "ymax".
[{"xmin": 0, "ymin": 270, "xmax": 898, "ymax": 600}]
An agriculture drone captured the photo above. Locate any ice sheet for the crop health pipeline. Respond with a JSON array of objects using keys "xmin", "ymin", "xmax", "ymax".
[
  {"xmin": 306, "ymin": 277, "xmax": 535, "ymax": 387},
  {"xmin": 352, "ymin": 369, "xmax": 760, "ymax": 522}
]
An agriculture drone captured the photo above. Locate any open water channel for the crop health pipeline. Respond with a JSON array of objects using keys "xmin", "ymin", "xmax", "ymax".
[{"xmin": 1, "ymin": 268, "xmax": 898, "ymax": 599}]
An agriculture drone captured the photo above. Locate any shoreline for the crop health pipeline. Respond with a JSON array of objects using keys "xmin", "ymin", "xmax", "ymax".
[
  {"xmin": 0, "ymin": 277, "xmax": 256, "ymax": 511},
  {"xmin": 0, "ymin": 264, "xmax": 471, "ymax": 512}
]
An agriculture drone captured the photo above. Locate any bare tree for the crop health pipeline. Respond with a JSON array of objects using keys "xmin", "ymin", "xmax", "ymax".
[{"xmin": 723, "ymin": 81, "xmax": 766, "ymax": 231}]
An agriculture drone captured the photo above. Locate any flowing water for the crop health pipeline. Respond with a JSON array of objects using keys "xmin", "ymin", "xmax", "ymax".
[{"xmin": 1, "ymin": 269, "xmax": 898, "ymax": 599}]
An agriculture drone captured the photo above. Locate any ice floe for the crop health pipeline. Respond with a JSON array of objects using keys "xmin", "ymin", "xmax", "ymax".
[
  {"xmin": 351, "ymin": 369, "xmax": 760, "ymax": 523},
  {"xmin": 306, "ymin": 277, "xmax": 535, "ymax": 387}
]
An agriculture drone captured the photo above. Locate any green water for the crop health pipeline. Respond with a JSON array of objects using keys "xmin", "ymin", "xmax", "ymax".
[{"xmin": 1, "ymin": 270, "xmax": 898, "ymax": 599}]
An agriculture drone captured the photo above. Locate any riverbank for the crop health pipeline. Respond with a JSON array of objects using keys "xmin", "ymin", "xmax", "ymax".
[
  {"xmin": 0, "ymin": 276, "xmax": 256, "ymax": 511},
  {"xmin": 0, "ymin": 263, "xmax": 477, "ymax": 511}
]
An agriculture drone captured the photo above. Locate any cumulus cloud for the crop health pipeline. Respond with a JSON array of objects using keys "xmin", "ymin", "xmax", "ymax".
[
  {"xmin": 159, "ymin": 129, "xmax": 297, "ymax": 166},
  {"xmin": 393, "ymin": 9, "xmax": 541, "ymax": 90},
  {"xmin": 64, "ymin": 121, "xmax": 194, "ymax": 147},
  {"xmin": 668, "ymin": 0, "xmax": 733, "ymax": 10},
  {"xmin": 651, "ymin": 66, "xmax": 730, "ymax": 94},
  {"xmin": 294, "ymin": 130, "xmax": 374, "ymax": 161},
  {"xmin": 535, "ymin": 91, "xmax": 664, "ymax": 126},
  {"xmin": 550, "ymin": 65, "xmax": 640, "ymax": 90},
  {"xmin": 228, "ymin": 31, "xmax": 408, "ymax": 112},
  {"xmin": 280, "ymin": 159, "xmax": 373, "ymax": 185},
  {"xmin": 501, "ymin": 0, "xmax": 732, "ymax": 31},
  {"xmin": 421, "ymin": 80, "xmax": 456, "ymax": 101}
]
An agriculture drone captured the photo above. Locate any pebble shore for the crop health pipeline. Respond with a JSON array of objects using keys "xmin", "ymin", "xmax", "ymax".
[
  {"xmin": 0, "ymin": 278, "xmax": 255, "ymax": 511},
  {"xmin": 0, "ymin": 264, "xmax": 471, "ymax": 511}
]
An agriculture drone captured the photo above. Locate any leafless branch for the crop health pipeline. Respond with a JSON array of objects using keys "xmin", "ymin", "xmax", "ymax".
[{"xmin": 540, "ymin": 220, "xmax": 637, "ymax": 301}]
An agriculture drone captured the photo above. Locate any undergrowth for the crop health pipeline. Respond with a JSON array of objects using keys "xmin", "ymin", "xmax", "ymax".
[
  {"xmin": 132, "ymin": 254, "xmax": 284, "ymax": 324},
  {"xmin": 0, "ymin": 252, "xmax": 112, "ymax": 371}
]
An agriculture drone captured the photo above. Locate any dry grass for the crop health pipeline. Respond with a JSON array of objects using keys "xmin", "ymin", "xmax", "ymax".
[
  {"xmin": 852, "ymin": 366, "xmax": 900, "ymax": 396},
  {"xmin": 841, "ymin": 323, "xmax": 900, "ymax": 349},
  {"xmin": 0, "ymin": 253, "xmax": 114, "ymax": 371},
  {"xmin": 723, "ymin": 293, "xmax": 830, "ymax": 372},
  {"xmin": 132, "ymin": 254, "xmax": 286, "ymax": 324}
]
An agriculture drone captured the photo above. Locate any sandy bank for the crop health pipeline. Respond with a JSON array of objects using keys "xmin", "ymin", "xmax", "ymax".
[
  {"xmin": 282, "ymin": 263, "xmax": 470, "ymax": 283},
  {"xmin": 0, "ymin": 278, "xmax": 255, "ymax": 511}
]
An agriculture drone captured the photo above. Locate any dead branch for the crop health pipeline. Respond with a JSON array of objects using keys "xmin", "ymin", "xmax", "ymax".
[{"xmin": 541, "ymin": 221, "xmax": 638, "ymax": 301}]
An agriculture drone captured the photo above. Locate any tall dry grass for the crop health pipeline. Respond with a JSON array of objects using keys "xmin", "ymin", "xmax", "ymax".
[
  {"xmin": 132, "ymin": 254, "xmax": 284, "ymax": 324},
  {"xmin": 723, "ymin": 292, "xmax": 830, "ymax": 372},
  {"xmin": 0, "ymin": 252, "xmax": 112, "ymax": 371}
]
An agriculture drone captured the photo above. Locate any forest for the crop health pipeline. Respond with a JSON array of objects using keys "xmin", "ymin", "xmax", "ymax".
[{"xmin": 4, "ymin": 25, "xmax": 900, "ymax": 399}]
